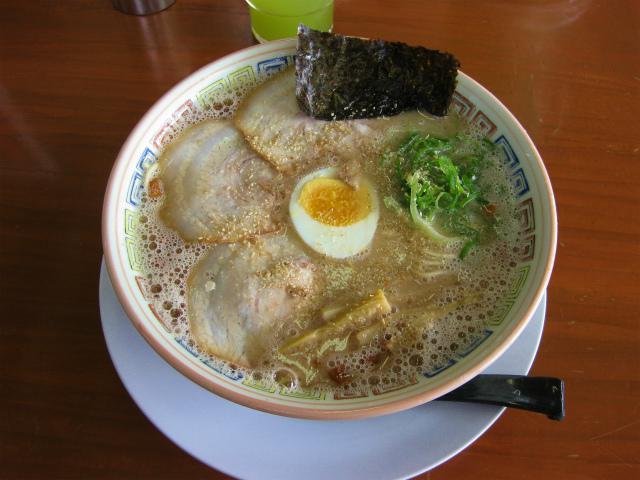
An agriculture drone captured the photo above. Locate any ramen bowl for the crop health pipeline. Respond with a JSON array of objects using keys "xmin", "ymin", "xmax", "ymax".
[{"xmin": 102, "ymin": 39, "xmax": 557, "ymax": 419}]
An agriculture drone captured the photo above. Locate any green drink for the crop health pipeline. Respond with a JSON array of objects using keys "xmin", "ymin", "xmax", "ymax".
[{"xmin": 246, "ymin": 0, "xmax": 334, "ymax": 43}]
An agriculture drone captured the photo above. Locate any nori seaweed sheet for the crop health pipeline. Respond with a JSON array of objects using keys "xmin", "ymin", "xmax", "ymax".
[{"xmin": 296, "ymin": 25, "xmax": 460, "ymax": 120}]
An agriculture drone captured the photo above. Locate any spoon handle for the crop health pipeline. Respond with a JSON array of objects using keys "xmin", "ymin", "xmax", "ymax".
[{"xmin": 437, "ymin": 374, "xmax": 565, "ymax": 420}]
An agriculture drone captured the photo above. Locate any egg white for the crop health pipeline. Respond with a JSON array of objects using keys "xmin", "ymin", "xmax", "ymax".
[{"xmin": 289, "ymin": 167, "xmax": 379, "ymax": 259}]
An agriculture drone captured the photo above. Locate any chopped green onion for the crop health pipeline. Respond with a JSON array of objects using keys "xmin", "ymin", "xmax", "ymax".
[{"xmin": 384, "ymin": 132, "xmax": 497, "ymax": 258}]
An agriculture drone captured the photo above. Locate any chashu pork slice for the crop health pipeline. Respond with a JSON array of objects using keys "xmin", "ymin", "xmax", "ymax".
[
  {"xmin": 158, "ymin": 119, "xmax": 284, "ymax": 243},
  {"xmin": 234, "ymin": 68, "xmax": 328, "ymax": 174},
  {"xmin": 233, "ymin": 68, "xmax": 462, "ymax": 176},
  {"xmin": 188, "ymin": 234, "xmax": 321, "ymax": 367}
]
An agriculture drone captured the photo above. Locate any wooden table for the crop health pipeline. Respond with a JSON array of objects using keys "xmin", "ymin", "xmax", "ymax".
[{"xmin": 1, "ymin": 1, "xmax": 638, "ymax": 478}]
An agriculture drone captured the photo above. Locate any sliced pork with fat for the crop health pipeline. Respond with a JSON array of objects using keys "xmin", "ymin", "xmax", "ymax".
[
  {"xmin": 158, "ymin": 119, "xmax": 284, "ymax": 243},
  {"xmin": 188, "ymin": 235, "xmax": 322, "ymax": 367}
]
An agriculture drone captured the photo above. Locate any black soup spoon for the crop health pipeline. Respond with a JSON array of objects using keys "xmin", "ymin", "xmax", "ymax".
[{"xmin": 435, "ymin": 374, "xmax": 565, "ymax": 420}]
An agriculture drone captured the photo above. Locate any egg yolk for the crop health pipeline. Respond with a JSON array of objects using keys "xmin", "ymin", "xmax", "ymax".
[{"xmin": 298, "ymin": 178, "xmax": 371, "ymax": 227}]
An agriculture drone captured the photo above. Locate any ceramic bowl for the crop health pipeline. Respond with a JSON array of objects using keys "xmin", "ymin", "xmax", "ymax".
[{"xmin": 102, "ymin": 39, "xmax": 557, "ymax": 419}]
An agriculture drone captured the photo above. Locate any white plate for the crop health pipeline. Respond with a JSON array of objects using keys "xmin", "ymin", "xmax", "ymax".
[{"xmin": 99, "ymin": 260, "xmax": 545, "ymax": 479}]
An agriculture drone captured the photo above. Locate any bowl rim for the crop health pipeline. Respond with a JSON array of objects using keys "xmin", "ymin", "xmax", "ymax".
[{"xmin": 102, "ymin": 38, "xmax": 557, "ymax": 420}]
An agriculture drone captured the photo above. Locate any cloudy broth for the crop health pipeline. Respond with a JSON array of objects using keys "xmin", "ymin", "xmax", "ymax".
[{"xmin": 134, "ymin": 77, "xmax": 521, "ymax": 395}]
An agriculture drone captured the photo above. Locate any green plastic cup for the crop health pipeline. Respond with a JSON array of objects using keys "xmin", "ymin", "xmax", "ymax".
[{"xmin": 246, "ymin": 0, "xmax": 334, "ymax": 43}]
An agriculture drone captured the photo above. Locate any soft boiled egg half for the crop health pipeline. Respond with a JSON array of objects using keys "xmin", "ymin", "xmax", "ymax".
[{"xmin": 289, "ymin": 167, "xmax": 379, "ymax": 259}]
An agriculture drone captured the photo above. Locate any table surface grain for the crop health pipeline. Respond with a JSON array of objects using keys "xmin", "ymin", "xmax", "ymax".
[{"xmin": 1, "ymin": 1, "xmax": 639, "ymax": 478}]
